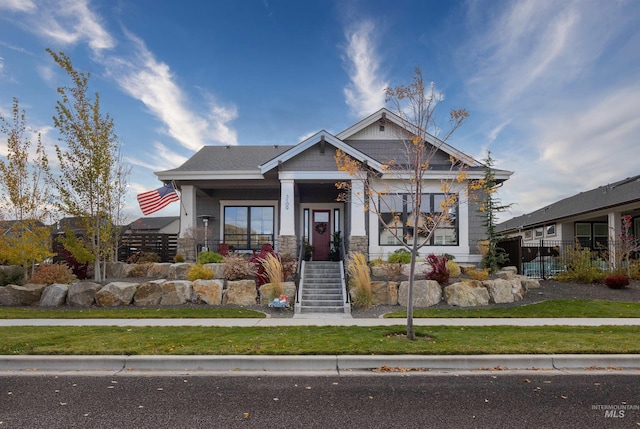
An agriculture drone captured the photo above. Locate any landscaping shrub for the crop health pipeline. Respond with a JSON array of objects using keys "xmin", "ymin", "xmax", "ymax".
[
  {"xmin": 446, "ymin": 260, "xmax": 461, "ymax": 278},
  {"xmin": 388, "ymin": 249, "xmax": 411, "ymax": 264},
  {"xmin": 368, "ymin": 257, "xmax": 385, "ymax": 267},
  {"xmin": 197, "ymin": 251, "xmax": 224, "ymax": 264},
  {"xmin": 553, "ymin": 242, "xmax": 606, "ymax": 283},
  {"xmin": 279, "ymin": 253, "xmax": 297, "ymax": 282},
  {"xmin": 604, "ymin": 274, "xmax": 630, "ymax": 289},
  {"xmin": 30, "ymin": 263, "xmax": 77, "ymax": 285},
  {"xmin": 127, "ymin": 252, "xmax": 160, "ymax": 264},
  {"xmin": 0, "ymin": 266, "xmax": 25, "ymax": 286},
  {"xmin": 187, "ymin": 264, "xmax": 215, "ymax": 281},
  {"xmin": 467, "ymin": 267, "xmax": 489, "ymax": 281},
  {"xmin": 348, "ymin": 252, "xmax": 372, "ymax": 308},
  {"xmin": 173, "ymin": 254, "xmax": 185, "ymax": 263},
  {"xmin": 425, "ymin": 254, "xmax": 450, "ymax": 285},
  {"xmin": 223, "ymin": 253, "xmax": 253, "ymax": 280}
]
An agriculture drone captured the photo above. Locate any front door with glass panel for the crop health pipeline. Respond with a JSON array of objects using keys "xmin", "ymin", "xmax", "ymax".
[{"xmin": 311, "ymin": 210, "xmax": 331, "ymax": 261}]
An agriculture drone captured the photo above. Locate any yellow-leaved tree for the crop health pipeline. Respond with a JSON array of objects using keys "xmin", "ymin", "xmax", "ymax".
[
  {"xmin": 45, "ymin": 50, "xmax": 129, "ymax": 282},
  {"xmin": 0, "ymin": 97, "xmax": 53, "ymax": 277},
  {"xmin": 336, "ymin": 68, "xmax": 472, "ymax": 340}
]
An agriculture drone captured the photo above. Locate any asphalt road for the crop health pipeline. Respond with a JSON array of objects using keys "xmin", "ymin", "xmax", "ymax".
[{"xmin": 1, "ymin": 373, "xmax": 639, "ymax": 428}]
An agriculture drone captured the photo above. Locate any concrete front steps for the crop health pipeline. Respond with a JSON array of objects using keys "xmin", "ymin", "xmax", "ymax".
[{"xmin": 295, "ymin": 261, "xmax": 351, "ymax": 318}]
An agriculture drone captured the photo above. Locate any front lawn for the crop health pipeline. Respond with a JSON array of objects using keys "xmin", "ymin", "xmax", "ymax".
[
  {"xmin": 385, "ymin": 299, "xmax": 640, "ymax": 318},
  {"xmin": 2, "ymin": 325, "xmax": 639, "ymax": 355},
  {"xmin": 0, "ymin": 307, "xmax": 266, "ymax": 319}
]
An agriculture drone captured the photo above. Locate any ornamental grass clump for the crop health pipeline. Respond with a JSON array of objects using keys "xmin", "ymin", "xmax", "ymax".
[
  {"xmin": 258, "ymin": 253, "xmax": 284, "ymax": 298},
  {"xmin": 348, "ymin": 252, "xmax": 372, "ymax": 308}
]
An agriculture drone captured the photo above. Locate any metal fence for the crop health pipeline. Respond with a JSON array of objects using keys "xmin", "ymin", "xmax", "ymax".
[{"xmin": 498, "ymin": 237, "xmax": 622, "ymax": 279}]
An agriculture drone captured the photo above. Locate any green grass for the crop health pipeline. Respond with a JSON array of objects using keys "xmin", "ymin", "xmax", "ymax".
[
  {"xmin": 0, "ymin": 307, "xmax": 266, "ymax": 319},
  {"xmin": 385, "ymin": 300, "xmax": 640, "ymax": 319},
  {"xmin": 2, "ymin": 325, "xmax": 639, "ymax": 355}
]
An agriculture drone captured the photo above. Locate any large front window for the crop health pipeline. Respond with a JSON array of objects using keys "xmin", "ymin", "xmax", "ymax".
[
  {"xmin": 379, "ymin": 193, "xmax": 458, "ymax": 246},
  {"xmin": 224, "ymin": 206, "xmax": 274, "ymax": 250}
]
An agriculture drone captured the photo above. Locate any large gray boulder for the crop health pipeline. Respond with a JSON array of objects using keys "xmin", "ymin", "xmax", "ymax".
[
  {"xmin": 105, "ymin": 262, "xmax": 128, "ymax": 279},
  {"xmin": 483, "ymin": 279, "xmax": 515, "ymax": 304},
  {"xmin": 203, "ymin": 263, "xmax": 225, "ymax": 279},
  {"xmin": 223, "ymin": 279, "xmax": 257, "ymax": 306},
  {"xmin": 168, "ymin": 263, "xmax": 194, "ymax": 280},
  {"xmin": 521, "ymin": 277, "xmax": 540, "ymax": 290},
  {"xmin": 398, "ymin": 280, "xmax": 442, "ymax": 308},
  {"xmin": 147, "ymin": 263, "xmax": 172, "ymax": 279},
  {"xmin": 444, "ymin": 281, "xmax": 490, "ymax": 307},
  {"xmin": 95, "ymin": 282, "xmax": 138, "ymax": 307},
  {"xmin": 40, "ymin": 284, "xmax": 69, "ymax": 307},
  {"xmin": 67, "ymin": 282, "xmax": 102, "ymax": 307},
  {"xmin": 193, "ymin": 279, "xmax": 224, "ymax": 305},
  {"xmin": 370, "ymin": 281, "xmax": 399, "ymax": 305},
  {"xmin": 160, "ymin": 280, "xmax": 193, "ymax": 305},
  {"xmin": 134, "ymin": 279, "xmax": 165, "ymax": 306},
  {"xmin": 4, "ymin": 283, "xmax": 47, "ymax": 306},
  {"xmin": 0, "ymin": 286, "xmax": 21, "ymax": 306}
]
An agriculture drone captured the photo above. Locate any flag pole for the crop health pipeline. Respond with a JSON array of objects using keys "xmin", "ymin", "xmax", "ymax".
[{"xmin": 172, "ymin": 180, "xmax": 188, "ymax": 216}]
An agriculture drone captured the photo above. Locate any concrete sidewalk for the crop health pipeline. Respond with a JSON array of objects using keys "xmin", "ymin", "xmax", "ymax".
[{"xmin": 2, "ymin": 317, "xmax": 640, "ymax": 327}]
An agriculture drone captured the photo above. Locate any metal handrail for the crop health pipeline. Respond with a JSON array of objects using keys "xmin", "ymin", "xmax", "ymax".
[{"xmin": 339, "ymin": 235, "xmax": 350, "ymax": 304}]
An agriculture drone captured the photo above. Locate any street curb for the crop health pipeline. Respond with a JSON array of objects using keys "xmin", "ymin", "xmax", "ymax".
[{"xmin": 1, "ymin": 354, "xmax": 639, "ymax": 373}]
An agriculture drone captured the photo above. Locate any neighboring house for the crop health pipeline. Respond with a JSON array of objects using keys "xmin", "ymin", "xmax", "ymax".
[
  {"xmin": 0, "ymin": 219, "xmax": 47, "ymax": 237},
  {"xmin": 125, "ymin": 217, "xmax": 180, "ymax": 235},
  {"xmin": 155, "ymin": 108, "xmax": 512, "ymax": 263},
  {"xmin": 497, "ymin": 175, "xmax": 640, "ymax": 247}
]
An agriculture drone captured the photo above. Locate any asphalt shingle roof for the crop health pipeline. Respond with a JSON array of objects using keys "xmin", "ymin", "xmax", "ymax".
[
  {"xmin": 498, "ymin": 175, "xmax": 640, "ymax": 232},
  {"xmin": 166, "ymin": 145, "xmax": 294, "ymax": 172}
]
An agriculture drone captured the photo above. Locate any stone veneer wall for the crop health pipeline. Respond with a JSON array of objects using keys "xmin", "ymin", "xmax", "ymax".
[
  {"xmin": 277, "ymin": 235, "xmax": 298, "ymax": 256},
  {"xmin": 348, "ymin": 236, "xmax": 368, "ymax": 258},
  {"xmin": 177, "ymin": 237, "xmax": 196, "ymax": 262}
]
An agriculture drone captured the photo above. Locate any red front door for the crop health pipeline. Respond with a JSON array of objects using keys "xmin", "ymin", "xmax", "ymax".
[{"xmin": 311, "ymin": 210, "xmax": 331, "ymax": 261}]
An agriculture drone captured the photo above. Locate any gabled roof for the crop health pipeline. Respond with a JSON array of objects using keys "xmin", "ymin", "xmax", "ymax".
[
  {"xmin": 498, "ymin": 175, "xmax": 640, "ymax": 232},
  {"xmin": 128, "ymin": 216, "xmax": 179, "ymax": 232},
  {"xmin": 259, "ymin": 130, "xmax": 383, "ymax": 174},
  {"xmin": 156, "ymin": 107, "xmax": 510, "ymax": 182},
  {"xmin": 337, "ymin": 108, "xmax": 484, "ymax": 168}
]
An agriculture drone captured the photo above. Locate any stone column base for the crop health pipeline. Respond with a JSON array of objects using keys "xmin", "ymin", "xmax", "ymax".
[
  {"xmin": 177, "ymin": 237, "xmax": 196, "ymax": 262},
  {"xmin": 277, "ymin": 235, "xmax": 298, "ymax": 256},
  {"xmin": 348, "ymin": 235, "xmax": 368, "ymax": 259}
]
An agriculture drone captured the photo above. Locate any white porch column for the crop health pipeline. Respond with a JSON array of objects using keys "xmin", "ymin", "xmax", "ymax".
[
  {"xmin": 608, "ymin": 211, "xmax": 622, "ymax": 267},
  {"xmin": 179, "ymin": 185, "xmax": 197, "ymax": 237},
  {"xmin": 279, "ymin": 179, "xmax": 296, "ymax": 236},
  {"xmin": 350, "ymin": 179, "xmax": 367, "ymax": 236}
]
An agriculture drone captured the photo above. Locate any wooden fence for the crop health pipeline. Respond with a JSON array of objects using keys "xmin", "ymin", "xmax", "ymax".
[{"xmin": 118, "ymin": 233, "xmax": 178, "ymax": 263}]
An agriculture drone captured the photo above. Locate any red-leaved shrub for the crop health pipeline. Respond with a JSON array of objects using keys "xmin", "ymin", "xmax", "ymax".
[
  {"xmin": 604, "ymin": 274, "xmax": 630, "ymax": 289},
  {"xmin": 425, "ymin": 254, "xmax": 450, "ymax": 285}
]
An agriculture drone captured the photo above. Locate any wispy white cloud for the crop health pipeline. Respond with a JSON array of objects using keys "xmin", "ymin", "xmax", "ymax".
[
  {"xmin": 4, "ymin": 0, "xmax": 115, "ymax": 53},
  {"xmin": 103, "ymin": 31, "xmax": 238, "ymax": 150},
  {"xmin": 125, "ymin": 142, "xmax": 187, "ymax": 173},
  {"xmin": 458, "ymin": 0, "xmax": 640, "ymax": 217},
  {"xmin": 0, "ymin": 0, "xmax": 36, "ymax": 12},
  {"xmin": 342, "ymin": 19, "xmax": 387, "ymax": 117}
]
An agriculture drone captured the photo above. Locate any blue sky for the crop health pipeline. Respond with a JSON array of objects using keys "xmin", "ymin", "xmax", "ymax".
[{"xmin": 0, "ymin": 0, "xmax": 639, "ymax": 223}]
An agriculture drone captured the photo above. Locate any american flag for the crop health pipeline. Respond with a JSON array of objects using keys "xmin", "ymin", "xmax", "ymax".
[{"xmin": 137, "ymin": 183, "xmax": 180, "ymax": 215}]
